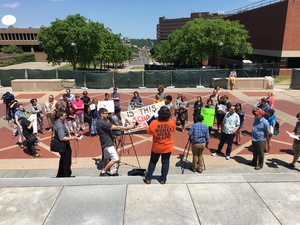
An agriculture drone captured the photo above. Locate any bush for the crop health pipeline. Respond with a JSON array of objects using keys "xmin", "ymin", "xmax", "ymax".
[
  {"xmin": 1, "ymin": 45, "xmax": 23, "ymax": 54},
  {"xmin": 0, "ymin": 54, "xmax": 35, "ymax": 67}
]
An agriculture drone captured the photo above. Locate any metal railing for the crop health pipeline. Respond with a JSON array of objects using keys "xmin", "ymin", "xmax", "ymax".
[{"xmin": 226, "ymin": 0, "xmax": 285, "ymax": 15}]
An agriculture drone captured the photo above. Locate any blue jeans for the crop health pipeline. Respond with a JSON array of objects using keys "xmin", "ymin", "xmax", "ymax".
[
  {"xmin": 217, "ymin": 132, "xmax": 236, "ymax": 156},
  {"xmin": 146, "ymin": 151, "xmax": 171, "ymax": 181}
]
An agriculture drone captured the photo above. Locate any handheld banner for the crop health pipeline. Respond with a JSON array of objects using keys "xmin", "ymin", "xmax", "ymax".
[
  {"xmin": 121, "ymin": 101, "xmax": 165, "ymax": 133},
  {"xmin": 201, "ymin": 107, "xmax": 215, "ymax": 127}
]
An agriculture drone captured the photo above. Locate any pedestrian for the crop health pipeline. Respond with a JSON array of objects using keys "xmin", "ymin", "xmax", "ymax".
[
  {"xmin": 30, "ymin": 98, "xmax": 44, "ymax": 135},
  {"xmin": 248, "ymin": 109, "xmax": 270, "ymax": 170},
  {"xmin": 193, "ymin": 96, "xmax": 203, "ymax": 123},
  {"xmin": 72, "ymin": 94, "xmax": 85, "ymax": 133},
  {"xmin": 143, "ymin": 106, "xmax": 176, "ymax": 184},
  {"xmin": 266, "ymin": 91, "xmax": 275, "ymax": 109},
  {"xmin": 111, "ymin": 87, "xmax": 120, "ymax": 111},
  {"xmin": 97, "ymin": 108, "xmax": 135, "ymax": 176},
  {"xmin": 53, "ymin": 110, "xmax": 79, "ymax": 177},
  {"xmin": 266, "ymin": 109, "xmax": 276, "ymax": 152},
  {"xmin": 235, "ymin": 103, "xmax": 245, "ymax": 146},
  {"xmin": 285, "ymin": 112, "xmax": 300, "ymax": 169},
  {"xmin": 21, "ymin": 112, "xmax": 41, "ymax": 157},
  {"xmin": 44, "ymin": 95, "xmax": 57, "ymax": 132},
  {"xmin": 211, "ymin": 105, "xmax": 240, "ymax": 160},
  {"xmin": 88, "ymin": 98, "xmax": 99, "ymax": 137},
  {"xmin": 229, "ymin": 69, "xmax": 237, "ymax": 90},
  {"xmin": 155, "ymin": 85, "xmax": 166, "ymax": 102},
  {"xmin": 178, "ymin": 96, "xmax": 189, "ymax": 132},
  {"xmin": 188, "ymin": 115, "xmax": 209, "ymax": 173}
]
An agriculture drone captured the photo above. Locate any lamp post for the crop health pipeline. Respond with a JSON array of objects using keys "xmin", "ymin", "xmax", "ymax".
[
  {"xmin": 71, "ymin": 42, "xmax": 76, "ymax": 70},
  {"xmin": 217, "ymin": 42, "xmax": 223, "ymax": 68}
]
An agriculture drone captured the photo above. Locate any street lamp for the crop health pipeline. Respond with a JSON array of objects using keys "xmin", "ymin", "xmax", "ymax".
[
  {"xmin": 217, "ymin": 42, "xmax": 223, "ymax": 68},
  {"xmin": 71, "ymin": 42, "xmax": 76, "ymax": 70}
]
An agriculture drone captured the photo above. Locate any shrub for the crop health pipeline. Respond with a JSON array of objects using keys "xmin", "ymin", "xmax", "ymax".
[
  {"xmin": 0, "ymin": 54, "xmax": 35, "ymax": 67},
  {"xmin": 1, "ymin": 45, "xmax": 23, "ymax": 54}
]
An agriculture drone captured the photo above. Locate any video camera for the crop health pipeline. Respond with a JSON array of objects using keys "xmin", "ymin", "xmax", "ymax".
[{"xmin": 2, "ymin": 92, "xmax": 12, "ymax": 104}]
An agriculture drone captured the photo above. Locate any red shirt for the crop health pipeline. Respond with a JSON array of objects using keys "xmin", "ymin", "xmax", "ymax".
[{"xmin": 147, "ymin": 119, "xmax": 176, "ymax": 154}]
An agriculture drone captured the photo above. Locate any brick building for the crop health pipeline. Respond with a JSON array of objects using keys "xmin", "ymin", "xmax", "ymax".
[{"xmin": 156, "ymin": 0, "xmax": 300, "ymax": 70}]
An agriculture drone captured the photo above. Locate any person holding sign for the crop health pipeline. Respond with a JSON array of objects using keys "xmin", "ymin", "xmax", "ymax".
[
  {"xmin": 285, "ymin": 112, "xmax": 300, "ymax": 169},
  {"xmin": 143, "ymin": 106, "xmax": 176, "ymax": 185},
  {"xmin": 97, "ymin": 108, "xmax": 135, "ymax": 177}
]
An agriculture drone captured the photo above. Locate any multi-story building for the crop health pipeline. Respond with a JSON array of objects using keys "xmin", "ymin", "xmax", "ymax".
[
  {"xmin": 157, "ymin": 0, "xmax": 300, "ymax": 71},
  {"xmin": 0, "ymin": 27, "xmax": 46, "ymax": 61}
]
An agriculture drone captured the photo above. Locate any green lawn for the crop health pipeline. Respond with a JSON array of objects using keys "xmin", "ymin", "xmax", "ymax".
[
  {"xmin": 274, "ymin": 76, "xmax": 291, "ymax": 85},
  {"xmin": 55, "ymin": 64, "xmax": 73, "ymax": 70}
]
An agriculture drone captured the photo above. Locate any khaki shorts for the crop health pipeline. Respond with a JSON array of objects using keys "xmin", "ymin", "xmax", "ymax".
[
  {"xmin": 103, "ymin": 146, "xmax": 119, "ymax": 161},
  {"xmin": 293, "ymin": 143, "xmax": 300, "ymax": 156}
]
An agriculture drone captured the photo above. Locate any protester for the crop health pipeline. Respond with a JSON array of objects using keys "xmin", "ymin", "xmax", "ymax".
[
  {"xmin": 54, "ymin": 110, "xmax": 79, "ymax": 177},
  {"xmin": 285, "ymin": 112, "xmax": 300, "ymax": 169},
  {"xmin": 97, "ymin": 108, "xmax": 135, "ymax": 177},
  {"xmin": 266, "ymin": 91, "xmax": 275, "ymax": 109},
  {"xmin": 209, "ymin": 89, "xmax": 219, "ymax": 108},
  {"xmin": 155, "ymin": 85, "xmax": 166, "ymax": 102},
  {"xmin": 65, "ymin": 100, "xmax": 77, "ymax": 136},
  {"xmin": 178, "ymin": 96, "xmax": 189, "ymax": 132},
  {"xmin": 143, "ymin": 106, "xmax": 176, "ymax": 184},
  {"xmin": 44, "ymin": 95, "xmax": 57, "ymax": 132},
  {"xmin": 165, "ymin": 95, "xmax": 173, "ymax": 111},
  {"xmin": 81, "ymin": 91, "xmax": 91, "ymax": 125},
  {"xmin": 111, "ymin": 87, "xmax": 120, "ymax": 110},
  {"xmin": 10, "ymin": 99, "xmax": 19, "ymax": 139},
  {"xmin": 193, "ymin": 96, "xmax": 203, "ymax": 123},
  {"xmin": 266, "ymin": 109, "xmax": 276, "ymax": 152},
  {"xmin": 30, "ymin": 98, "xmax": 44, "ymax": 135},
  {"xmin": 61, "ymin": 88, "xmax": 75, "ymax": 102},
  {"xmin": 205, "ymin": 99, "xmax": 214, "ymax": 134},
  {"xmin": 14, "ymin": 104, "xmax": 26, "ymax": 148},
  {"xmin": 88, "ymin": 98, "xmax": 99, "ymax": 137},
  {"xmin": 104, "ymin": 93, "xmax": 110, "ymax": 101},
  {"xmin": 21, "ymin": 112, "xmax": 41, "ymax": 157},
  {"xmin": 235, "ymin": 103, "xmax": 245, "ymax": 146},
  {"xmin": 248, "ymin": 109, "xmax": 270, "ymax": 170},
  {"xmin": 130, "ymin": 91, "xmax": 142, "ymax": 104},
  {"xmin": 60, "ymin": 94, "xmax": 69, "ymax": 110},
  {"xmin": 215, "ymin": 96, "xmax": 226, "ymax": 132},
  {"xmin": 174, "ymin": 92, "xmax": 182, "ymax": 124},
  {"xmin": 72, "ymin": 94, "xmax": 85, "ymax": 133},
  {"xmin": 211, "ymin": 105, "xmax": 240, "ymax": 160},
  {"xmin": 188, "ymin": 115, "xmax": 209, "ymax": 173}
]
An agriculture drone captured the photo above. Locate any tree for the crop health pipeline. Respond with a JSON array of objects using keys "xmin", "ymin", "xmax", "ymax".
[
  {"xmin": 154, "ymin": 18, "xmax": 253, "ymax": 67},
  {"xmin": 1, "ymin": 45, "xmax": 23, "ymax": 54},
  {"xmin": 38, "ymin": 14, "xmax": 133, "ymax": 70}
]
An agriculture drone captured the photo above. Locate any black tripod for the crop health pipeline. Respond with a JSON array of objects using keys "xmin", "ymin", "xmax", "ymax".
[
  {"xmin": 114, "ymin": 131, "xmax": 141, "ymax": 175},
  {"xmin": 181, "ymin": 136, "xmax": 206, "ymax": 174}
]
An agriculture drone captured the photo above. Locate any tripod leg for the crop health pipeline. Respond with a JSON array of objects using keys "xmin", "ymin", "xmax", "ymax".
[
  {"xmin": 182, "ymin": 142, "xmax": 191, "ymax": 174},
  {"xmin": 202, "ymin": 155, "xmax": 206, "ymax": 171},
  {"xmin": 128, "ymin": 133, "xmax": 141, "ymax": 168}
]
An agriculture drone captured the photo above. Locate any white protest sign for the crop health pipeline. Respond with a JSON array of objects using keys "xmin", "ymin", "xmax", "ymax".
[
  {"xmin": 121, "ymin": 101, "xmax": 165, "ymax": 133},
  {"xmin": 97, "ymin": 100, "xmax": 114, "ymax": 113}
]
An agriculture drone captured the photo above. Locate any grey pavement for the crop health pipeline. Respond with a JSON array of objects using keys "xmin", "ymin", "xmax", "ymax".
[{"xmin": 1, "ymin": 166, "xmax": 300, "ymax": 225}]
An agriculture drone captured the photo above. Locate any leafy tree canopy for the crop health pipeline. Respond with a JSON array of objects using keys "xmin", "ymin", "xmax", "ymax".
[
  {"xmin": 153, "ymin": 18, "xmax": 253, "ymax": 67},
  {"xmin": 1, "ymin": 45, "xmax": 23, "ymax": 54}
]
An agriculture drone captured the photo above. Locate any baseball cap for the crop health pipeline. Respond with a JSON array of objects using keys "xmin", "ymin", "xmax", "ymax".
[{"xmin": 254, "ymin": 109, "xmax": 265, "ymax": 116}]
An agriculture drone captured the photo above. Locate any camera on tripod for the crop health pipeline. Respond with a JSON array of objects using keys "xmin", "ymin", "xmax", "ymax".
[{"xmin": 2, "ymin": 92, "xmax": 11, "ymax": 104}]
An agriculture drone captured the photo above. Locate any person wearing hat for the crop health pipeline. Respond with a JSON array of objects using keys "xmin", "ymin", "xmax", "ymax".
[
  {"xmin": 249, "ymin": 109, "xmax": 270, "ymax": 170},
  {"xmin": 266, "ymin": 109, "xmax": 276, "ymax": 153}
]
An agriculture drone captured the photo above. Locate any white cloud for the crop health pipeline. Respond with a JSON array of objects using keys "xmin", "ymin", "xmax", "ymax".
[{"xmin": 2, "ymin": 3, "xmax": 21, "ymax": 8}]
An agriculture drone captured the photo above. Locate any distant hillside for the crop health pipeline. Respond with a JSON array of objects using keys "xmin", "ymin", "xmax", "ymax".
[{"xmin": 129, "ymin": 39, "xmax": 157, "ymax": 49}]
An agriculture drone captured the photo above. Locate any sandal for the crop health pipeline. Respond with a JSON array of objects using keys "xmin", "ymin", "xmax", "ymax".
[{"xmin": 34, "ymin": 153, "xmax": 42, "ymax": 157}]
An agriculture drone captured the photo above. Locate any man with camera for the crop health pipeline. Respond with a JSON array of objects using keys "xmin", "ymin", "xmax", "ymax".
[
  {"xmin": 96, "ymin": 108, "xmax": 135, "ymax": 177},
  {"xmin": 1, "ymin": 91, "xmax": 15, "ymax": 121}
]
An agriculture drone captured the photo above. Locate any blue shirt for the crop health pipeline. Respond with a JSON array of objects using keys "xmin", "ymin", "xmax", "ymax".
[
  {"xmin": 111, "ymin": 93, "xmax": 120, "ymax": 107},
  {"xmin": 252, "ymin": 117, "xmax": 270, "ymax": 141},
  {"xmin": 188, "ymin": 122, "xmax": 210, "ymax": 144},
  {"xmin": 261, "ymin": 103, "xmax": 270, "ymax": 117}
]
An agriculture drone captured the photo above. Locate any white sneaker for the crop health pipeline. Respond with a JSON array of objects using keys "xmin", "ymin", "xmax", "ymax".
[
  {"xmin": 211, "ymin": 153, "xmax": 217, "ymax": 156},
  {"xmin": 226, "ymin": 156, "xmax": 230, "ymax": 160}
]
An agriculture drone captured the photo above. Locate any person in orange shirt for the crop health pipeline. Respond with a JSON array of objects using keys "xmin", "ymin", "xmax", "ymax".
[{"xmin": 143, "ymin": 106, "xmax": 176, "ymax": 185}]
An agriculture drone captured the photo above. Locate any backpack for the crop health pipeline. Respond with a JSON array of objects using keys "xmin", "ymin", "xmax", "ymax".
[{"xmin": 273, "ymin": 121, "xmax": 279, "ymax": 135}]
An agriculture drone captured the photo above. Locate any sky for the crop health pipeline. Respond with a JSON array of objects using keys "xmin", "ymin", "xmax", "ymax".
[{"xmin": 0, "ymin": 0, "xmax": 261, "ymax": 39}]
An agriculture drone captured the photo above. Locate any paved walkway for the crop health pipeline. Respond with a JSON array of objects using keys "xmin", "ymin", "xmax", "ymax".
[{"xmin": 0, "ymin": 85, "xmax": 300, "ymax": 224}]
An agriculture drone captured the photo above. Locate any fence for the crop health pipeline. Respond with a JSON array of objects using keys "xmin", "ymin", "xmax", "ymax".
[{"xmin": 0, "ymin": 68, "xmax": 275, "ymax": 89}]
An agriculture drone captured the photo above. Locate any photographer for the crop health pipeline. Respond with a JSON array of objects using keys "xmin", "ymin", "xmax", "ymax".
[{"xmin": 1, "ymin": 91, "xmax": 15, "ymax": 121}]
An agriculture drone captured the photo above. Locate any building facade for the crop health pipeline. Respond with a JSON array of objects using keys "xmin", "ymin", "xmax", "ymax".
[
  {"xmin": 0, "ymin": 28, "xmax": 46, "ymax": 62},
  {"xmin": 156, "ymin": 0, "xmax": 300, "ymax": 70}
]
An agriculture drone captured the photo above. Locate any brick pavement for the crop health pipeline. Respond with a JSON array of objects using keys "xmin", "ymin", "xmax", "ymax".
[{"xmin": 0, "ymin": 85, "xmax": 299, "ymax": 171}]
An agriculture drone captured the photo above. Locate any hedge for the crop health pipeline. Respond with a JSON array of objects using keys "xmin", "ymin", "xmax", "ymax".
[{"xmin": 0, "ymin": 54, "xmax": 35, "ymax": 67}]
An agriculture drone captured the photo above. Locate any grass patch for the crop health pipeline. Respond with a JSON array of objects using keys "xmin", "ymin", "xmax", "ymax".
[
  {"xmin": 55, "ymin": 64, "xmax": 73, "ymax": 70},
  {"xmin": 274, "ymin": 76, "xmax": 291, "ymax": 85},
  {"xmin": 131, "ymin": 66, "xmax": 144, "ymax": 70}
]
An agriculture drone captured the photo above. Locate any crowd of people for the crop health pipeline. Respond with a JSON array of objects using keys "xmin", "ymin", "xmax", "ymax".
[{"xmin": 1, "ymin": 85, "xmax": 300, "ymax": 180}]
